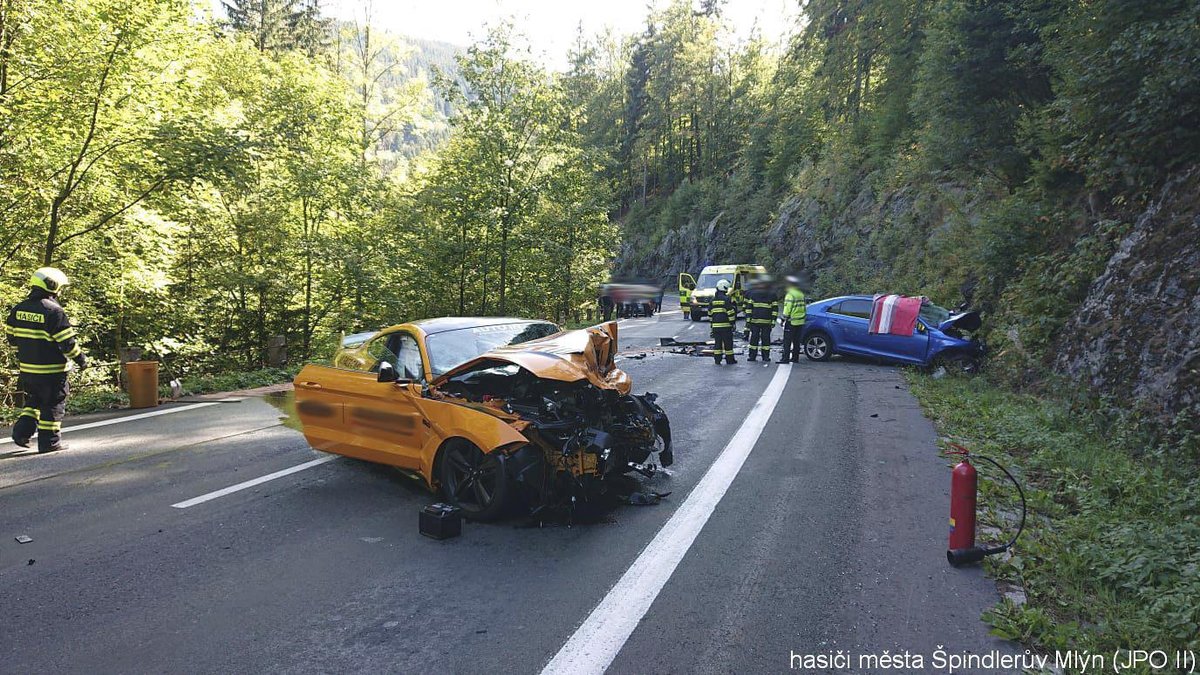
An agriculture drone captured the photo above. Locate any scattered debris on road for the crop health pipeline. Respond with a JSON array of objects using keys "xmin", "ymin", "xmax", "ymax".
[
  {"xmin": 626, "ymin": 490, "xmax": 671, "ymax": 505},
  {"xmin": 659, "ymin": 337, "xmax": 706, "ymax": 347},
  {"xmin": 15, "ymin": 534, "xmax": 32, "ymax": 544}
]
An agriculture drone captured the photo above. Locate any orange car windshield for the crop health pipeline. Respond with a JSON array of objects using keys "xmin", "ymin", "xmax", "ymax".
[{"xmin": 425, "ymin": 322, "xmax": 560, "ymax": 376}]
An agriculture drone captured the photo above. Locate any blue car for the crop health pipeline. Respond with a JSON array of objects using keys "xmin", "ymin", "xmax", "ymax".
[{"xmin": 799, "ymin": 295, "xmax": 984, "ymax": 369}]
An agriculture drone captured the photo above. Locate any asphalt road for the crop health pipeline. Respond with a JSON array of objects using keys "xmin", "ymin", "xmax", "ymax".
[{"xmin": 0, "ymin": 298, "xmax": 1014, "ymax": 674}]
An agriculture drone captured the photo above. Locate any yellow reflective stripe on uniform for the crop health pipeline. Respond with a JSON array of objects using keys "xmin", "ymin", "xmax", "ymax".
[
  {"xmin": 19, "ymin": 407, "xmax": 39, "ymax": 418},
  {"xmin": 19, "ymin": 362, "xmax": 69, "ymax": 373},
  {"xmin": 37, "ymin": 420, "xmax": 62, "ymax": 430},
  {"xmin": 53, "ymin": 327, "xmax": 77, "ymax": 341},
  {"xmin": 7, "ymin": 326, "xmax": 54, "ymax": 341},
  {"xmin": 64, "ymin": 344, "xmax": 82, "ymax": 358}
]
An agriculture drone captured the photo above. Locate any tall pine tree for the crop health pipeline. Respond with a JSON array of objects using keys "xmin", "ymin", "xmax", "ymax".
[{"xmin": 222, "ymin": 0, "xmax": 329, "ymax": 55}]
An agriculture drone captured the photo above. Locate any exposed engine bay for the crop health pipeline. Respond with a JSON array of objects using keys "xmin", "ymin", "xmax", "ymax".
[{"xmin": 436, "ymin": 359, "xmax": 672, "ymax": 519}]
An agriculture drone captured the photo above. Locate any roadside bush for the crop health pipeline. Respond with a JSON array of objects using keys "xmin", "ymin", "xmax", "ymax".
[{"xmin": 174, "ymin": 366, "xmax": 299, "ymax": 397}]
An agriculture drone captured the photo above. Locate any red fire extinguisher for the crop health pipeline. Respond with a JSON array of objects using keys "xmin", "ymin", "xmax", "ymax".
[
  {"xmin": 946, "ymin": 443, "xmax": 1026, "ymax": 567},
  {"xmin": 949, "ymin": 451, "xmax": 977, "ymax": 552}
]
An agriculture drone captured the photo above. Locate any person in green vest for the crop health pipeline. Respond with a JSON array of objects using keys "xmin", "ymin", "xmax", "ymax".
[{"xmin": 777, "ymin": 276, "xmax": 806, "ymax": 364}]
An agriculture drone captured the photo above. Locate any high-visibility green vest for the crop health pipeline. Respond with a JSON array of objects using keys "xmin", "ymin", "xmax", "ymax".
[{"xmin": 781, "ymin": 288, "xmax": 806, "ymax": 325}]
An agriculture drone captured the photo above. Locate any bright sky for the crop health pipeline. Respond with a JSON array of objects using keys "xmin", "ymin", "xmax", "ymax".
[{"xmin": 321, "ymin": 0, "xmax": 802, "ymax": 68}]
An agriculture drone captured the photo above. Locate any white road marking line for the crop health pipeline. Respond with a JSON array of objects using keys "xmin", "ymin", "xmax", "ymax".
[
  {"xmin": 540, "ymin": 365, "xmax": 793, "ymax": 675},
  {"xmin": 171, "ymin": 456, "xmax": 335, "ymax": 509},
  {"xmin": 0, "ymin": 402, "xmax": 223, "ymax": 445}
]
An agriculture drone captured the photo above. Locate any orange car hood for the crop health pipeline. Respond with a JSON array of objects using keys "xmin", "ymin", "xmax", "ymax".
[{"xmin": 434, "ymin": 321, "xmax": 632, "ymax": 395}]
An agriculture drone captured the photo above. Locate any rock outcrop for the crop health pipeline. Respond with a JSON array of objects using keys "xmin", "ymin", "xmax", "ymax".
[{"xmin": 1055, "ymin": 170, "xmax": 1200, "ymax": 426}]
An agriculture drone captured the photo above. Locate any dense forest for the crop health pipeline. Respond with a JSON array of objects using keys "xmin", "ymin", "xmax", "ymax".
[
  {"xmin": 571, "ymin": 0, "xmax": 1198, "ymax": 432},
  {"xmin": 3, "ymin": 0, "xmax": 1194, "ymax": 422},
  {"xmin": 0, "ymin": 0, "xmax": 612, "ymax": 390},
  {"xmin": 2, "ymin": 0, "xmax": 1195, "ymax": 419}
]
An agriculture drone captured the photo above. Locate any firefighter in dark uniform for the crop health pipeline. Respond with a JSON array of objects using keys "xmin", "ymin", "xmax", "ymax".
[
  {"xmin": 5, "ymin": 267, "xmax": 85, "ymax": 453},
  {"xmin": 777, "ymin": 276, "xmax": 806, "ymax": 364},
  {"xmin": 710, "ymin": 279, "xmax": 737, "ymax": 365},
  {"xmin": 745, "ymin": 280, "xmax": 778, "ymax": 362}
]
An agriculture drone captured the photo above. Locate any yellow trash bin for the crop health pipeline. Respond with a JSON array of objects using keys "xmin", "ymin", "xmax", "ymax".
[{"xmin": 125, "ymin": 360, "xmax": 160, "ymax": 409}]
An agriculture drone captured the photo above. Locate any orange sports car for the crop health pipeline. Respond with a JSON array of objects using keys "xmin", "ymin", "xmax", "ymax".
[{"xmin": 293, "ymin": 318, "xmax": 672, "ymax": 520}]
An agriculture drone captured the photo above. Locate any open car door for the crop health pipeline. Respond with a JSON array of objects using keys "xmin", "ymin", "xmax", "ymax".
[
  {"xmin": 293, "ymin": 330, "xmax": 429, "ymax": 469},
  {"xmin": 678, "ymin": 272, "xmax": 696, "ymax": 314}
]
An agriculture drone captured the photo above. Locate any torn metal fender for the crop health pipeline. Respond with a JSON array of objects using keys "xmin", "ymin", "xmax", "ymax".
[{"xmin": 635, "ymin": 392, "xmax": 673, "ymax": 467}]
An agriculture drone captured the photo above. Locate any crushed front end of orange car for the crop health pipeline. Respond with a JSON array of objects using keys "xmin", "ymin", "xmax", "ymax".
[{"xmin": 431, "ymin": 322, "xmax": 672, "ymax": 518}]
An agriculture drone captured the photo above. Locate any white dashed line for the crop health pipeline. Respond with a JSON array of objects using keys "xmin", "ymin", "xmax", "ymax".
[
  {"xmin": 171, "ymin": 456, "xmax": 335, "ymax": 508},
  {"xmin": 0, "ymin": 402, "xmax": 223, "ymax": 445}
]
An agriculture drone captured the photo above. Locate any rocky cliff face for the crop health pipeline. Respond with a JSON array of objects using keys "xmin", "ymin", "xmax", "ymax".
[
  {"xmin": 1055, "ymin": 170, "xmax": 1200, "ymax": 426},
  {"xmin": 617, "ymin": 212, "xmax": 727, "ymax": 285},
  {"xmin": 762, "ymin": 194, "xmax": 830, "ymax": 272}
]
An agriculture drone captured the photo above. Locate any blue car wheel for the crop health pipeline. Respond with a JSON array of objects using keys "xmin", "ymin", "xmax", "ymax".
[{"xmin": 804, "ymin": 332, "xmax": 832, "ymax": 361}]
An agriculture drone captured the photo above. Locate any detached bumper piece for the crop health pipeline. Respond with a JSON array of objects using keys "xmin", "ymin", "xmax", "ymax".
[{"xmin": 420, "ymin": 503, "xmax": 463, "ymax": 539}]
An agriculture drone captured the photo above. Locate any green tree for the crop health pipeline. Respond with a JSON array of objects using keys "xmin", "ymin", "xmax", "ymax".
[
  {"xmin": 417, "ymin": 25, "xmax": 615, "ymax": 320},
  {"xmin": 222, "ymin": 0, "xmax": 331, "ymax": 56}
]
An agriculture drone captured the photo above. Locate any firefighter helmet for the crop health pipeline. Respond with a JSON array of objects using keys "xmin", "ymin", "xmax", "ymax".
[
  {"xmin": 716, "ymin": 279, "xmax": 731, "ymax": 292},
  {"xmin": 30, "ymin": 267, "xmax": 70, "ymax": 294}
]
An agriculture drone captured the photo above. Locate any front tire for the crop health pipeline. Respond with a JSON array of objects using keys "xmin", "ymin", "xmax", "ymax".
[
  {"xmin": 804, "ymin": 332, "xmax": 832, "ymax": 361},
  {"xmin": 439, "ymin": 439, "xmax": 510, "ymax": 521}
]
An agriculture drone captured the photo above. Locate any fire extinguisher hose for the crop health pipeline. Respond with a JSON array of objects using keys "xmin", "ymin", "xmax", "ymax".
[{"xmin": 970, "ymin": 454, "xmax": 1027, "ymax": 554}]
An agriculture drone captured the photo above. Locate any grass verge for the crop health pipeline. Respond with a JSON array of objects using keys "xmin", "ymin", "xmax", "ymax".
[{"xmin": 906, "ymin": 372, "xmax": 1199, "ymax": 655}]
